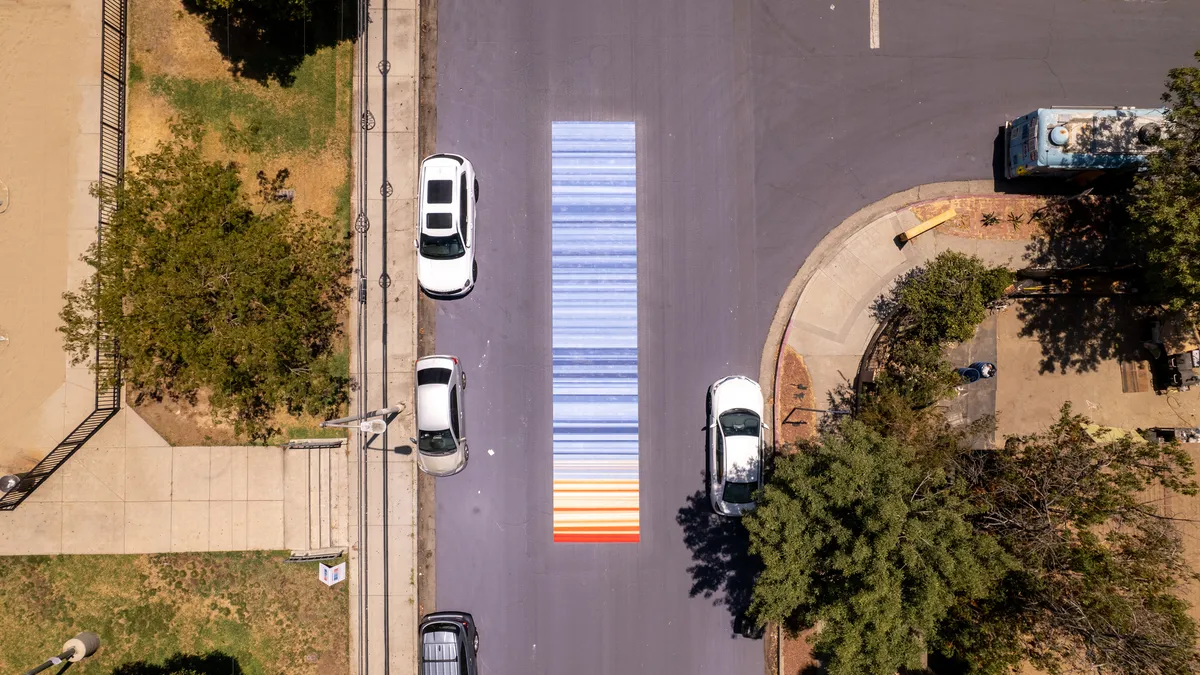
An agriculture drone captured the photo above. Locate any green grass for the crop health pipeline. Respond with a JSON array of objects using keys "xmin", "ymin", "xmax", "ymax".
[
  {"xmin": 0, "ymin": 553, "xmax": 348, "ymax": 675},
  {"xmin": 148, "ymin": 44, "xmax": 347, "ymax": 157},
  {"xmin": 332, "ymin": 173, "xmax": 353, "ymax": 237}
]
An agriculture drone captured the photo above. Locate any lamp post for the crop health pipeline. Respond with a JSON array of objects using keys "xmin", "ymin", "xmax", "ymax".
[
  {"xmin": 321, "ymin": 405, "xmax": 404, "ymax": 435},
  {"xmin": 22, "ymin": 632, "xmax": 100, "ymax": 675}
]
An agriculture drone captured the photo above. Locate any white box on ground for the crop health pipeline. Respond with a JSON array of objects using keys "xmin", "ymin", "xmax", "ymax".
[{"xmin": 320, "ymin": 562, "xmax": 346, "ymax": 587}]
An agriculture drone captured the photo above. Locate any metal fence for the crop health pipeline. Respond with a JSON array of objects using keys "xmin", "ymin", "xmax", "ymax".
[{"xmin": 0, "ymin": 0, "xmax": 126, "ymax": 510}]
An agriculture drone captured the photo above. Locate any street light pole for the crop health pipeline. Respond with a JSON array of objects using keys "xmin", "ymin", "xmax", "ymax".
[
  {"xmin": 320, "ymin": 404, "xmax": 404, "ymax": 434},
  {"xmin": 22, "ymin": 632, "xmax": 100, "ymax": 675}
]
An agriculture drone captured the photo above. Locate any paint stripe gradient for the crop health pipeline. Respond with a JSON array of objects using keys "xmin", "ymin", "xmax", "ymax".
[{"xmin": 551, "ymin": 122, "xmax": 639, "ymax": 543}]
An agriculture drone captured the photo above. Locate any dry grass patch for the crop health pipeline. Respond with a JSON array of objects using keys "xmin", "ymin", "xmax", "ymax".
[{"xmin": 0, "ymin": 553, "xmax": 348, "ymax": 675}]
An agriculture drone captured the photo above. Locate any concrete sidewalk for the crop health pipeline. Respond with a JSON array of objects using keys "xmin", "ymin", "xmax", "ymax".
[
  {"xmin": 760, "ymin": 182, "xmax": 1036, "ymax": 445},
  {"xmin": 347, "ymin": 0, "xmax": 422, "ymax": 672},
  {"xmin": 0, "ymin": 406, "xmax": 347, "ymax": 555}
]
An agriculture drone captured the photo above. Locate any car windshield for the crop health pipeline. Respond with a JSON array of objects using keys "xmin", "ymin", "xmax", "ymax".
[
  {"xmin": 419, "ymin": 429, "xmax": 457, "ymax": 455},
  {"xmin": 723, "ymin": 480, "xmax": 756, "ymax": 505},
  {"xmin": 420, "ymin": 233, "xmax": 465, "ymax": 260},
  {"xmin": 719, "ymin": 410, "xmax": 760, "ymax": 437}
]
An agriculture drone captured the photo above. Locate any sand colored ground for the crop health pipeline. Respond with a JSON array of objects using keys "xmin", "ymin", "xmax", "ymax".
[{"xmin": 0, "ymin": 0, "xmax": 104, "ymax": 470}]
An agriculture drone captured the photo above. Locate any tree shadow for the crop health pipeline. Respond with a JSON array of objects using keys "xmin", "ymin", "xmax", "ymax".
[
  {"xmin": 1024, "ymin": 190, "xmax": 1137, "ymax": 269},
  {"xmin": 1015, "ymin": 296, "xmax": 1150, "ymax": 375},
  {"xmin": 1015, "ymin": 190, "xmax": 1151, "ymax": 374},
  {"xmin": 112, "ymin": 651, "xmax": 243, "ymax": 675},
  {"xmin": 676, "ymin": 487, "xmax": 763, "ymax": 637},
  {"xmin": 182, "ymin": 0, "xmax": 360, "ymax": 86}
]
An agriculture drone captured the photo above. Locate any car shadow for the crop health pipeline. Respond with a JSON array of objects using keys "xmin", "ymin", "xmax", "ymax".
[{"xmin": 675, "ymin": 485, "xmax": 763, "ymax": 638}]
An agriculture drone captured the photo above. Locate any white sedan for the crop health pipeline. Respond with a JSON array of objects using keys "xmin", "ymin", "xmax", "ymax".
[
  {"xmin": 706, "ymin": 376, "xmax": 767, "ymax": 517},
  {"xmin": 416, "ymin": 154, "xmax": 477, "ymax": 299}
]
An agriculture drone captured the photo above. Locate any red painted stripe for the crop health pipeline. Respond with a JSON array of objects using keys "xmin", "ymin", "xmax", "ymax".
[{"xmin": 554, "ymin": 533, "xmax": 641, "ymax": 543}]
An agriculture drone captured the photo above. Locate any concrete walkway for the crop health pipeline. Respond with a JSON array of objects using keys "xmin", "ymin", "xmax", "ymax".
[
  {"xmin": 347, "ymin": 0, "xmax": 422, "ymax": 672},
  {"xmin": 760, "ymin": 181, "xmax": 1035, "ymax": 441},
  {"xmin": 0, "ymin": 405, "xmax": 346, "ymax": 555}
]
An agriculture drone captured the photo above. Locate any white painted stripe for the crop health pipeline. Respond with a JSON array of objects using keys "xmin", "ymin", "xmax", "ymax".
[{"xmin": 870, "ymin": 0, "xmax": 880, "ymax": 49}]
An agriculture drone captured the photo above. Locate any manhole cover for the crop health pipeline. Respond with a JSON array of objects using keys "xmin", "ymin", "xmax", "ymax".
[{"xmin": 0, "ymin": 180, "xmax": 9, "ymax": 214}]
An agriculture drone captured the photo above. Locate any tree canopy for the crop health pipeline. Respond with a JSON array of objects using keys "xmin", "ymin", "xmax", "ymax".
[
  {"xmin": 1128, "ymin": 50, "xmax": 1200, "ymax": 310},
  {"xmin": 886, "ymin": 250, "xmax": 1013, "ymax": 345},
  {"xmin": 744, "ymin": 420, "xmax": 1009, "ymax": 675},
  {"xmin": 939, "ymin": 404, "xmax": 1200, "ymax": 675},
  {"xmin": 59, "ymin": 129, "xmax": 350, "ymax": 439}
]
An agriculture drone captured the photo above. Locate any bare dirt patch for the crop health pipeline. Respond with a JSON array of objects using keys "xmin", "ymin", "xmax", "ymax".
[
  {"xmin": 775, "ymin": 344, "xmax": 817, "ymax": 449},
  {"xmin": 911, "ymin": 195, "xmax": 1050, "ymax": 241},
  {"xmin": 129, "ymin": 0, "xmax": 231, "ymax": 81}
]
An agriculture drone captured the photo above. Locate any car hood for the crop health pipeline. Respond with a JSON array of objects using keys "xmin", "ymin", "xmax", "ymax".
[
  {"xmin": 417, "ymin": 446, "xmax": 467, "ymax": 477},
  {"xmin": 724, "ymin": 435, "xmax": 760, "ymax": 482},
  {"xmin": 418, "ymin": 254, "xmax": 473, "ymax": 293}
]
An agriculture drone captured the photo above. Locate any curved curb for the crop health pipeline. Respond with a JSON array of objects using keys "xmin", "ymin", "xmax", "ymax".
[{"xmin": 758, "ymin": 179, "xmax": 1003, "ymax": 445}]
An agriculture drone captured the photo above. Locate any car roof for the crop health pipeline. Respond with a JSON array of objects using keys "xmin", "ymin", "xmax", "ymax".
[
  {"xmin": 420, "ymin": 622, "xmax": 464, "ymax": 675},
  {"xmin": 420, "ymin": 160, "xmax": 461, "ymax": 235},
  {"xmin": 723, "ymin": 435, "xmax": 760, "ymax": 482},
  {"xmin": 416, "ymin": 379, "xmax": 453, "ymax": 431}
]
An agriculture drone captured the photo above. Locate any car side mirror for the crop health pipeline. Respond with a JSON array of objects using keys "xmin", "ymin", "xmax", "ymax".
[
  {"xmin": 409, "ymin": 437, "xmax": 418, "ymax": 445},
  {"xmin": 413, "ymin": 239, "xmax": 418, "ymax": 249},
  {"xmin": 762, "ymin": 423, "xmax": 770, "ymax": 430}
]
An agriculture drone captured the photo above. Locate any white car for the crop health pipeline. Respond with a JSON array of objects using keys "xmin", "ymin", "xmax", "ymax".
[
  {"xmin": 706, "ymin": 376, "xmax": 767, "ymax": 516},
  {"xmin": 416, "ymin": 154, "xmax": 478, "ymax": 299},
  {"xmin": 413, "ymin": 355, "xmax": 469, "ymax": 476}
]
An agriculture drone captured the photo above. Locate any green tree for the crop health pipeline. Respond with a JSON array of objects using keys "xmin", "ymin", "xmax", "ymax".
[
  {"xmin": 1129, "ymin": 50, "xmax": 1200, "ymax": 310},
  {"xmin": 744, "ymin": 421, "xmax": 1009, "ymax": 675},
  {"xmin": 59, "ymin": 129, "xmax": 350, "ymax": 439},
  {"xmin": 892, "ymin": 251, "xmax": 1013, "ymax": 344},
  {"xmin": 939, "ymin": 404, "xmax": 1200, "ymax": 674}
]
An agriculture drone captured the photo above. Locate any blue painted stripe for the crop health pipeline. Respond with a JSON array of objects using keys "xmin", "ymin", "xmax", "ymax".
[{"xmin": 551, "ymin": 121, "xmax": 639, "ymax": 534}]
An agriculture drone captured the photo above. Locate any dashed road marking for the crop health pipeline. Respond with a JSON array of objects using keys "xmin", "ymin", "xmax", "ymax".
[{"xmin": 870, "ymin": 0, "xmax": 880, "ymax": 49}]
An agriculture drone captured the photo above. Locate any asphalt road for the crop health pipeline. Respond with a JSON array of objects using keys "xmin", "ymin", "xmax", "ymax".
[{"xmin": 432, "ymin": 1, "xmax": 1200, "ymax": 673}]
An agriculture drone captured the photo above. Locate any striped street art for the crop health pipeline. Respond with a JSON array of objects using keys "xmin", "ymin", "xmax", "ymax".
[{"xmin": 551, "ymin": 121, "xmax": 639, "ymax": 543}]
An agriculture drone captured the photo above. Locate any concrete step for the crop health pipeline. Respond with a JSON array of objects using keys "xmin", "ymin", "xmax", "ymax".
[
  {"xmin": 331, "ymin": 440, "xmax": 349, "ymax": 547},
  {"xmin": 284, "ymin": 438, "xmax": 349, "ymax": 551},
  {"xmin": 282, "ymin": 449, "xmax": 310, "ymax": 551}
]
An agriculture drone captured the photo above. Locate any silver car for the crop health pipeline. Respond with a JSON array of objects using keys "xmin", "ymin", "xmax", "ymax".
[
  {"xmin": 414, "ymin": 355, "xmax": 469, "ymax": 476},
  {"xmin": 707, "ymin": 376, "xmax": 767, "ymax": 516}
]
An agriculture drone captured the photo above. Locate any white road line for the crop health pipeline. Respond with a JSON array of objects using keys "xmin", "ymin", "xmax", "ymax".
[{"xmin": 870, "ymin": 0, "xmax": 880, "ymax": 49}]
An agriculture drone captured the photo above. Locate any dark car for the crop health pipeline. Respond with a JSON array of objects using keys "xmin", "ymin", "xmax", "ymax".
[{"xmin": 419, "ymin": 611, "xmax": 479, "ymax": 675}]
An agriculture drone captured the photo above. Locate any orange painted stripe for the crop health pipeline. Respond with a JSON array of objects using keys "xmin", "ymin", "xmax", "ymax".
[
  {"xmin": 554, "ymin": 533, "xmax": 641, "ymax": 543},
  {"xmin": 554, "ymin": 504, "xmax": 643, "ymax": 509}
]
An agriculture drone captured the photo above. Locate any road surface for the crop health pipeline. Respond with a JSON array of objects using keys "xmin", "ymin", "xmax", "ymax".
[{"xmin": 432, "ymin": 1, "xmax": 1200, "ymax": 673}]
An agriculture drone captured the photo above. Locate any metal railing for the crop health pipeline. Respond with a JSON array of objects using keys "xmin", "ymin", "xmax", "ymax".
[{"xmin": 0, "ymin": 0, "xmax": 126, "ymax": 510}]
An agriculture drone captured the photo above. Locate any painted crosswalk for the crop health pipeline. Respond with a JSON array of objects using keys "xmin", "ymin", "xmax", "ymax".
[{"xmin": 551, "ymin": 122, "xmax": 639, "ymax": 543}]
